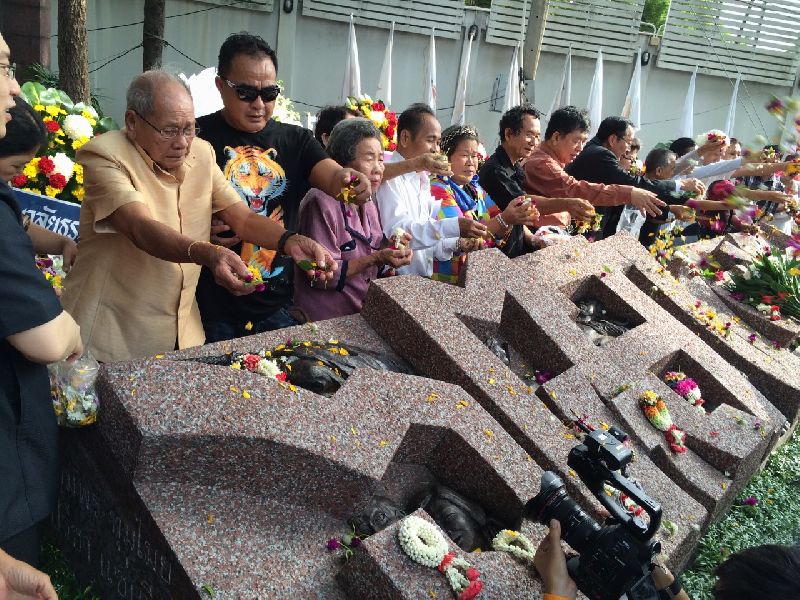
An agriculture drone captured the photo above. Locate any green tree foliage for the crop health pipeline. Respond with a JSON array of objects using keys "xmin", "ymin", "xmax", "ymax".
[{"xmin": 642, "ymin": 0, "xmax": 671, "ymax": 31}]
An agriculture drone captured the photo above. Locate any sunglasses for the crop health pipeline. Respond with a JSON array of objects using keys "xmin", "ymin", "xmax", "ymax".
[{"xmin": 223, "ymin": 78, "xmax": 281, "ymax": 103}]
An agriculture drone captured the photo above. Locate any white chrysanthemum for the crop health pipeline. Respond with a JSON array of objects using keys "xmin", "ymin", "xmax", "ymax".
[
  {"xmin": 51, "ymin": 152, "xmax": 74, "ymax": 180},
  {"xmin": 62, "ymin": 114, "xmax": 94, "ymax": 140},
  {"xmin": 397, "ymin": 516, "xmax": 447, "ymax": 568},
  {"xmin": 257, "ymin": 358, "xmax": 283, "ymax": 379}
]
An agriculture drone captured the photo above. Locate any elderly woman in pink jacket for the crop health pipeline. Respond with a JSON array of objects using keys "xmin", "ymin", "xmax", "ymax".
[{"xmin": 294, "ymin": 118, "xmax": 412, "ymax": 321}]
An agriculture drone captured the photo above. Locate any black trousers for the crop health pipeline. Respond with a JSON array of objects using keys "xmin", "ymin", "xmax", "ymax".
[{"xmin": 1, "ymin": 521, "xmax": 43, "ymax": 568}]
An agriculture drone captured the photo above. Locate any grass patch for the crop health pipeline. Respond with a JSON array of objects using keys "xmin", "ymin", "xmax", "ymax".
[{"xmin": 682, "ymin": 427, "xmax": 800, "ymax": 599}]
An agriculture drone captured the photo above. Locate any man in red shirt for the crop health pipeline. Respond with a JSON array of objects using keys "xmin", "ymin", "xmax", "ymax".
[{"xmin": 524, "ymin": 106, "xmax": 665, "ymax": 226}]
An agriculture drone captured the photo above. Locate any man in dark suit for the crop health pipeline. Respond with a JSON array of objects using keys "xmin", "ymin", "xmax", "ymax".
[{"xmin": 566, "ymin": 116, "xmax": 705, "ymax": 239}]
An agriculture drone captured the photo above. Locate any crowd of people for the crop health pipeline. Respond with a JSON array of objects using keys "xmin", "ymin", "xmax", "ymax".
[{"xmin": 1, "ymin": 27, "xmax": 799, "ymax": 598}]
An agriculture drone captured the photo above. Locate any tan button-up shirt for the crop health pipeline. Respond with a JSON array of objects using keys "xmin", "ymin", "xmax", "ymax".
[{"xmin": 61, "ymin": 130, "xmax": 241, "ymax": 362}]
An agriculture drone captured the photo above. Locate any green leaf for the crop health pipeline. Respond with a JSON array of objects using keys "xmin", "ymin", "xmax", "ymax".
[
  {"xmin": 20, "ymin": 81, "xmax": 45, "ymax": 105},
  {"xmin": 201, "ymin": 584, "xmax": 216, "ymax": 598},
  {"xmin": 96, "ymin": 116, "xmax": 119, "ymax": 132}
]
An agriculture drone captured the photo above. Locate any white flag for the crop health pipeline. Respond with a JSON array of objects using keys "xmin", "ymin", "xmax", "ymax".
[
  {"xmin": 622, "ymin": 49, "xmax": 642, "ymax": 130},
  {"xmin": 724, "ymin": 76, "xmax": 740, "ymax": 137},
  {"xmin": 503, "ymin": 43, "xmax": 521, "ymax": 113},
  {"xmin": 678, "ymin": 66, "xmax": 698, "ymax": 139},
  {"xmin": 587, "ymin": 48, "xmax": 603, "ymax": 138},
  {"xmin": 451, "ymin": 30, "xmax": 475, "ymax": 126},
  {"xmin": 376, "ymin": 21, "xmax": 394, "ymax": 104},
  {"xmin": 341, "ymin": 14, "xmax": 361, "ymax": 102},
  {"xmin": 424, "ymin": 28, "xmax": 437, "ymax": 110},
  {"xmin": 546, "ymin": 48, "xmax": 572, "ymax": 122}
]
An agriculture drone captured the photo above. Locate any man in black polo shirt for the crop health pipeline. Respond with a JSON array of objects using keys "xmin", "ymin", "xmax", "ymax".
[
  {"xmin": 478, "ymin": 104, "xmax": 588, "ymax": 256},
  {"xmin": 566, "ymin": 116, "xmax": 705, "ymax": 239},
  {"xmin": 196, "ymin": 33, "xmax": 371, "ymax": 341}
]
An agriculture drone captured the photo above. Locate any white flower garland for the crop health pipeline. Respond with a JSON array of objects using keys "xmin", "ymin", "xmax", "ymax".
[
  {"xmin": 491, "ymin": 529, "xmax": 536, "ymax": 561},
  {"xmin": 397, "ymin": 516, "xmax": 448, "ymax": 568}
]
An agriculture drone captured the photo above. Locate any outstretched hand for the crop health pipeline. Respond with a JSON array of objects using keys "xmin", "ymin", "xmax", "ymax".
[{"xmin": 285, "ymin": 234, "xmax": 337, "ymax": 284}]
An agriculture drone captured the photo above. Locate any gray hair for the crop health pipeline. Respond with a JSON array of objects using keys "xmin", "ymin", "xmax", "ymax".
[
  {"xmin": 327, "ymin": 118, "xmax": 382, "ymax": 166},
  {"xmin": 126, "ymin": 70, "xmax": 191, "ymax": 117}
]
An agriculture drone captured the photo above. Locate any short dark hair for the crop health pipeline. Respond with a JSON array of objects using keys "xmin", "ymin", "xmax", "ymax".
[
  {"xmin": 499, "ymin": 104, "xmax": 541, "ymax": 141},
  {"xmin": 729, "ymin": 137, "xmax": 740, "ymax": 146},
  {"xmin": 644, "ymin": 148, "xmax": 675, "ymax": 175},
  {"xmin": 713, "ymin": 544, "xmax": 800, "ymax": 600},
  {"xmin": 544, "ymin": 106, "xmax": 590, "ymax": 140},
  {"xmin": 314, "ymin": 105, "xmax": 360, "ymax": 145},
  {"xmin": 596, "ymin": 116, "xmax": 632, "ymax": 143},
  {"xmin": 669, "ymin": 137, "xmax": 696, "ymax": 157},
  {"xmin": 218, "ymin": 32, "xmax": 278, "ymax": 78},
  {"xmin": 0, "ymin": 98, "xmax": 48, "ymax": 158},
  {"xmin": 326, "ymin": 118, "xmax": 382, "ymax": 166},
  {"xmin": 397, "ymin": 103, "xmax": 436, "ymax": 138}
]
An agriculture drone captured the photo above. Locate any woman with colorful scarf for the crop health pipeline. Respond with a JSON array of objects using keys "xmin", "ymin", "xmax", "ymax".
[{"xmin": 430, "ymin": 125, "xmax": 539, "ymax": 284}]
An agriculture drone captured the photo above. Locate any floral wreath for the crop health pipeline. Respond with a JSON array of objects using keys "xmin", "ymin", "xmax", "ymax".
[
  {"xmin": 398, "ymin": 516, "xmax": 483, "ymax": 599},
  {"xmin": 345, "ymin": 95, "xmax": 397, "ymax": 151},
  {"xmin": 491, "ymin": 529, "xmax": 536, "ymax": 561},
  {"xmin": 230, "ymin": 351, "xmax": 287, "ymax": 381},
  {"xmin": 664, "ymin": 371, "xmax": 706, "ymax": 414},
  {"xmin": 640, "ymin": 390, "xmax": 687, "ymax": 453}
]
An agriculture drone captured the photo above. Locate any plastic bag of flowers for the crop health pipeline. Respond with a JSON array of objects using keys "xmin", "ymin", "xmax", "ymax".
[{"xmin": 49, "ymin": 352, "xmax": 100, "ymax": 427}]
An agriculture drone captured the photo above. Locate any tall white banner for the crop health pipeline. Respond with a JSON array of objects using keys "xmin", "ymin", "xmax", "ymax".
[
  {"xmin": 622, "ymin": 49, "xmax": 642, "ymax": 130},
  {"xmin": 424, "ymin": 28, "xmax": 437, "ymax": 110},
  {"xmin": 587, "ymin": 48, "xmax": 604, "ymax": 138},
  {"xmin": 375, "ymin": 21, "xmax": 394, "ymax": 103},
  {"xmin": 546, "ymin": 48, "xmax": 572, "ymax": 122},
  {"xmin": 451, "ymin": 31, "xmax": 475, "ymax": 126},
  {"xmin": 678, "ymin": 66, "xmax": 698, "ymax": 139},
  {"xmin": 724, "ymin": 76, "xmax": 740, "ymax": 137},
  {"xmin": 503, "ymin": 43, "xmax": 521, "ymax": 113},
  {"xmin": 341, "ymin": 14, "xmax": 361, "ymax": 102}
]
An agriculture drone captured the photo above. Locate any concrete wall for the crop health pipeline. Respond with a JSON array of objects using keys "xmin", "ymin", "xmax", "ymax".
[{"xmin": 54, "ymin": 1, "xmax": 794, "ymax": 156}]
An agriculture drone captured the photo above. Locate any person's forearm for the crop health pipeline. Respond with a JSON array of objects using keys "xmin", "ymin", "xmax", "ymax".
[
  {"xmin": 125, "ymin": 218, "xmax": 204, "ymax": 264},
  {"xmin": 27, "ymin": 223, "xmax": 70, "ymax": 255},
  {"xmin": 234, "ymin": 212, "xmax": 285, "ymax": 251},
  {"xmin": 383, "ymin": 158, "xmax": 419, "ymax": 181},
  {"xmin": 7, "ymin": 310, "xmax": 81, "ymax": 364},
  {"xmin": 739, "ymin": 188, "xmax": 779, "ymax": 202},
  {"xmin": 535, "ymin": 197, "xmax": 572, "ymax": 216},
  {"xmin": 343, "ymin": 254, "xmax": 378, "ymax": 278},
  {"xmin": 732, "ymin": 161, "xmax": 790, "ymax": 178}
]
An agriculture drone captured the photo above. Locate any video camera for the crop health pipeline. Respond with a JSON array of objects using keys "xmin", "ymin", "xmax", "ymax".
[{"xmin": 526, "ymin": 421, "xmax": 664, "ymax": 600}]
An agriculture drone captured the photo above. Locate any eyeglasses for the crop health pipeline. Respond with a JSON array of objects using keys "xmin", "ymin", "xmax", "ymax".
[
  {"xmin": 223, "ymin": 78, "xmax": 281, "ymax": 103},
  {"xmin": 0, "ymin": 62, "xmax": 16, "ymax": 80},
  {"xmin": 134, "ymin": 111, "xmax": 199, "ymax": 139}
]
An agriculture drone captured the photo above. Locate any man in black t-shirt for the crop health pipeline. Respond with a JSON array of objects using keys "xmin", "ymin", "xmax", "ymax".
[{"xmin": 196, "ymin": 33, "xmax": 371, "ymax": 341}]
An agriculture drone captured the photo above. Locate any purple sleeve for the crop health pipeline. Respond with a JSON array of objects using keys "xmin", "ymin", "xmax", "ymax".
[{"xmin": 297, "ymin": 190, "xmax": 345, "ymax": 270}]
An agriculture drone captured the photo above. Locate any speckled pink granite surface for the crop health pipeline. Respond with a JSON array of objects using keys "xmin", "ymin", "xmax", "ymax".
[{"xmin": 53, "ymin": 233, "xmax": 798, "ymax": 599}]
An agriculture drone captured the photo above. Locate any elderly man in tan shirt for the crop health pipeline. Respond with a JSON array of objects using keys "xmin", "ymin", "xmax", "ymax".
[{"xmin": 62, "ymin": 71, "xmax": 337, "ymax": 362}]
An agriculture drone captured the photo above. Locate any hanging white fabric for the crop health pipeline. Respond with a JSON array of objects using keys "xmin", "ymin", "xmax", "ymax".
[
  {"xmin": 622, "ymin": 49, "xmax": 642, "ymax": 130},
  {"xmin": 503, "ymin": 43, "xmax": 521, "ymax": 113},
  {"xmin": 375, "ymin": 21, "xmax": 394, "ymax": 104},
  {"xmin": 678, "ymin": 66, "xmax": 698, "ymax": 139},
  {"xmin": 423, "ymin": 28, "xmax": 437, "ymax": 110},
  {"xmin": 546, "ymin": 48, "xmax": 572, "ymax": 123},
  {"xmin": 586, "ymin": 48, "xmax": 604, "ymax": 138},
  {"xmin": 451, "ymin": 29, "xmax": 475, "ymax": 126},
  {"xmin": 341, "ymin": 14, "xmax": 362, "ymax": 102},
  {"xmin": 724, "ymin": 76, "xmax": 740, "ymax": 138}
]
